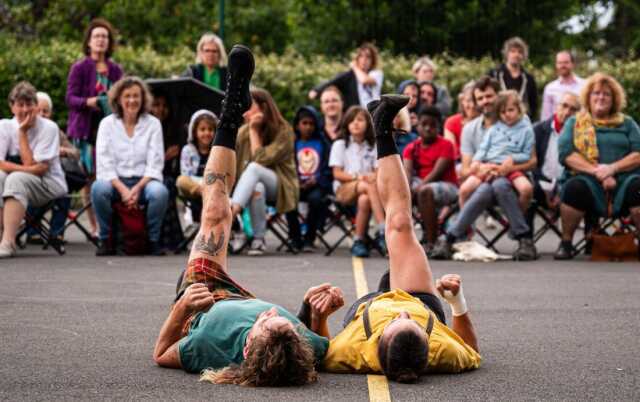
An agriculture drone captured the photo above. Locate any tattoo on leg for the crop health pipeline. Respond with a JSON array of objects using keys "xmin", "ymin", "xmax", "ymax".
[
  {"xmin": 205, "ymin": 172, "xmax": 229, "ymax": 191},
  {"xmin": 194, "ymin": 230, "xmax": 226, "ymax": 256}
]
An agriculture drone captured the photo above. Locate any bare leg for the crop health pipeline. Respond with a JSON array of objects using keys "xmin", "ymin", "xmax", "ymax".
[
  {"xmin": 458, "ymin": 176, "xmax": 481, "ymax": 208},
  {"xmin": 362, "ymin": 181, "xmax": 385, "ymax": 225},
  {"xmin": 512, "ymin": 176, "xmax": 533, "ymax": 212},
  {"xmin": 377, "ymin": 154, "xmax": 436, "ymax": 294},
  {"xmin": 82, "ymin": 183, "xmax": 98, "ymax": 236},
  {"xmin": 1, "ymin": 198, "xmax": 26, "ymax": 246},
  {"xmin": 560, "ymin": 202, "xmax": 584, "ymax": 242},
  {"xmin": 354, "ymin": 193, "xmax": 371, "ymax": 238}
]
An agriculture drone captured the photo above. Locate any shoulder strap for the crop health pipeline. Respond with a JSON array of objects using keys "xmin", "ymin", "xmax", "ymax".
[{"xmin": 362, "ymin": 299, "xmax": 436, "ymax": 340}]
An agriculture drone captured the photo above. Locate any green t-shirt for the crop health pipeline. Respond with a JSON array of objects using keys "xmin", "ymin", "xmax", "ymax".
[
  {"xmin": 203, "ymin": 67, "xmax": 221, "ymax": 90},
  {"xmin": 178, "ymin": 298, "xmax": 329, "ymax": 373}
]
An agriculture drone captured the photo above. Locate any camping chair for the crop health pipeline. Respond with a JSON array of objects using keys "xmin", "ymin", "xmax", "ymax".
[
  {"xmin": 318, "ymin": 196, "xmax": 356, "ymax": 256},
  {"xmin": 16, "ymin": 200, "xmax": 65, "ymax": 255}
]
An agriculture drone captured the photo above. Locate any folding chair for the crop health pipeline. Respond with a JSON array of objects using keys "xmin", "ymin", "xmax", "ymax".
[
  {"xmin": 318, "ymin": 196, "xmax": 356, "ymax": 256},
  {"xmin": 573, "ymin": 215, "xmax": 637, "ymax": 256},
  {"xmin": 63, "ymin": 196, "xmax": 99, "ymax": 247},
  {"xmin": 266, "ymin": 207, "xmax": 298, "ymax": 254},
  {"xmin": 473, "ymin": 206, "xmax": 510, "ymax": 253},
  {"xmin": 16, "ymin": 200, "xmax": 65, "ymax": 255},
  {"xmin": 530, "ymin": 200, "xmax": 562, "ymax": 244}
]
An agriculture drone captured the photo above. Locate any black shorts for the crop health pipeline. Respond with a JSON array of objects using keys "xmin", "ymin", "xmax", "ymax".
[{"xmin": 342, "ymin": 290, "xmax": 446, "ymax": 328}]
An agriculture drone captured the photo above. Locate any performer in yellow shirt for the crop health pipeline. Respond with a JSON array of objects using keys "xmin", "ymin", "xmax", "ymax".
[{"xmin": 323, "ymin": 95, "xmax": 481, "ymax": 382}]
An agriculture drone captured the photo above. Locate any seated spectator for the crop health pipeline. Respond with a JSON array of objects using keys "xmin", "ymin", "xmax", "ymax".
[
  {"xmin": 0, "ymin": 82, "xmax": 68, "ymax": 258},
  {"xmin": 182, "ymin": 33, "xmax": 228, "ymax": 91},
  {"xmin": 309, "ymin": 43, "xmax": 383, "ymax": 109},
  {"xmin": 392, "ymin": 106, "xmax": 417, "ymax": 155},
  {"xmin": 541, "ymin": 51, "xmax": 585, "ymax": 121},
  {"xmin": 444, "ymin": 81, "xmax": 479, "ymax": 160},
  {"xmin": 403, "ymin": 106, "xmax": 457, "ymax": 253},
  {"xmin": 91, "ymin": 76, "xmax": 169, "ymax": 256},
  {"xmin": 25, "ymin": 91, "xmax": 82, "ymax": 245},
  {"xmin": 150, "ymin": 91, "xmax": 185, "ymax": 250},
  {"xmin": 489, "ymin": 37, "xmax": 538, "ymax": 119},
  {"xmin": 399, "ymin": 56, "xmax": 452, "ymax": 116},
  {"xmin": 397, "ymin": 80, "xmax": 420, "ymax": 128},
  {"xmin": 463, "ymin": 90, "xmax": 534, "ymax": 212},
  {"xmin": 329, "ymin": 106, "xmax": 386, "ymax": 257},
  {"xmin": 431, "ymin": 80, "xmax": 537, "ymax": 261},
  {"xmin": 287, "ymin": 106, "xmax": 332, "ymax": 252},
  {"xmin": 176, "ymin": 110, "xmax": 218, "ymax": 224},
  {"xmin": 319, "ymin": 86, "xmax": 344, "ymax": 143},
  {"xmin": 555, "ymin": 73, "xmax": 640, "ymax": 259},
  {"xmin": 530, "ymin": 92, "xmax": 580, "ymax": 212},
  {"xmin": 230, "ymin": 88, "xmax": 298, "ymax": 256},
  {"xmin": 418, "ymin": 81, "xmax": 438, "ymax": 111}
]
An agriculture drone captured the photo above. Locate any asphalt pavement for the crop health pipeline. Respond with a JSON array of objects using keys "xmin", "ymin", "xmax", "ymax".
[{"xmin": 1, "ymin": 224, "xmax": 639, "ymax": 402}]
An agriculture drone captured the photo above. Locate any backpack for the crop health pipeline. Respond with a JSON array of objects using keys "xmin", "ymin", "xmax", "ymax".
[{"xmin": 109, "ymin": 202, "xmax": 148, "ymax": 255}]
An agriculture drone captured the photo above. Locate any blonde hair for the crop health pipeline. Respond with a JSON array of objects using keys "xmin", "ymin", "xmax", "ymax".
[
  {"xmin": 580, "ymin": 72, "xmax": 626, "ymax": 115},
  {"xmin": 199, "ymin": 325, "xmax": 317, "ymax": 387},
  {"xmin": 496, "ymin": 90, "xmax": 526, "ymax": 120},
  {"xmin": 196, "ymin": 32, "xmax": 228, "ymax": 67},
  {"xmin": 412, "ymin": 56, "xmax": 437, "ymax": 75}
]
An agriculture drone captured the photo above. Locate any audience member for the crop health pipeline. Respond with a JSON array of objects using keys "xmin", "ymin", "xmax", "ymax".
[
  {"xmin": 310, "ymin": 43, "xmax": 383, "ymax": 109},
  {"xmin": 392, "ymin": 106, "xmax": 418, "ymax": 155},
  {"xmin": 403, "ymin": 106, "xmax": 458, "ymax": 253},
  {"xmin": 0, "ymin": 82, "xmax": 68, "ymax": 258},
  {"xmin": 443, "ymin": 81, "xmax": 479, "ymax": 160},
  {"xmin": 91, "ymin": 76, "xmax": 169, "ymax": 256},
  {"xmin": 418, "ymin": 81, "xmax": 438, "ymax": 110},
  {"xmin": 287, "ymin": 106, "xmax": 332, "ymax": 251},
  {"xmin": 489, "ymin": 37, "xmax": 538, "ymax": 119},
  {"xmin": 319, "ymin": 86, "xmax": 344, "ymax": 143},
  {"xmin": 463, "ymin": 90, "xmax": 535, "ymax": 212},
  {"xmin": 230, "ymin": 88, "xmax": 298, "ymax": 256},
  {"xmin": 66, "ymin": 18, "xmax": 123, "ymax": 240},
  {"xmin": 329, "ymin": 106, "xmax": 386, "ymax": 257},
  {"xmin": 531, "ymin": 92, "xmax": 580, "ymax": 211},
  {"xmin": 555, "ymin": 73, "xmax": 640, "ymax": 259},
  {"xmin": 399, "ymin": 80, "xmax": 420, "ymax": 128},
  {"xmin": 25, "ymin": 91, "xmax": 81, "ymax": 245},
  {"xmin": 541, "ymin": 51, "xmax": 585, "ymax": 121},
  {"xmin": 431, "ymin": 80, "xmax": 538, "ymax": 261},
  {"xmin": 182, "ymin": 33, "xmax": 228, "ymax": 91},
  {"xmin": 399, "ymin": 57, "xmax": 452, "ymax": 116},
  {"xmin": 176, "ymin": 110, "xmax": 218, "ymax": 225}
]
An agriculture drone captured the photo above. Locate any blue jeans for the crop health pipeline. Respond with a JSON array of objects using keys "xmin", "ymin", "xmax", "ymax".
[{"xmin": 91, "ymin": 177, "xmax": 169, "ymax": 243}]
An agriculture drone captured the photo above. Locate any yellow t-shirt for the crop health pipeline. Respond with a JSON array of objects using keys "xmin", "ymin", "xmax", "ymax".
[{"xmin": 323, "ymin": 289, "xmax": 482, "ymax": 374}]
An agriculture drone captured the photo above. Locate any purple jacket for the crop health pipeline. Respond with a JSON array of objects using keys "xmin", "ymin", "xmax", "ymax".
[{"xmin": 65, "ymin": 57, "xmax": 123, "ymax": 140}]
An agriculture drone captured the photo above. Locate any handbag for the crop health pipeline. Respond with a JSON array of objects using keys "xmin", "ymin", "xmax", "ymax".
[
  {"xmin": 109, "ymin": 202, "xmax": 148, "ymax": 255},
  {"xmin": 590, "ymin": 230, "xmax": 638, "ymax": 262}
]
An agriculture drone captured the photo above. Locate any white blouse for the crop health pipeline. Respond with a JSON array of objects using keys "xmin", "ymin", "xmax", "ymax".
[{"xmin": 95, "ymin": 114, "xmax": 164, "ymax": 182}]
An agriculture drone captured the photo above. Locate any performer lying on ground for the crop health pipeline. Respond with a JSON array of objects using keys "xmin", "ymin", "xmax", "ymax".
[
  {"xmin": 153, "ymin": 45, "xmax": 344, "ymax": 387},
  {"xmin": 323, "ymin": 95, "xmax": 482, "ymax": 382}
]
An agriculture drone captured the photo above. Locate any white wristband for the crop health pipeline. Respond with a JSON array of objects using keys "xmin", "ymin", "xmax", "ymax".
[{"xmin": 442, "ymin": 287, "xmax": 468, "ymax": 317}]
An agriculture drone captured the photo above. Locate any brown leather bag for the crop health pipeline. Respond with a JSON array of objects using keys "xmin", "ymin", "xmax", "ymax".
[{"xmin": 590, "ymin": 231, "xmax": 639, "ymax": 262}]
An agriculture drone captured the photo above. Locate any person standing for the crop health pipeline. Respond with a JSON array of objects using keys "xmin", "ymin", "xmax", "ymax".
[
  {"xmin": 489, "ymin": 37, "xmax": 538, "ymax": 119},
  {"xmin": 540, "ymin": 51, "xmax": 585, "ymax": 121},
  {"xmin": 183, "ymin": 33, "xmax": 228, "ymax": 91},
  {"xmin": 66, "ymin": 18, "xmax": 123, "ymax": 240}
]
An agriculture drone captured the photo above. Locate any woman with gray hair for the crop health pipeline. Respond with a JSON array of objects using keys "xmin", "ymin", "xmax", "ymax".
[
  {"xmin": 183, "ymin": 33, "xmax": 228, "ymax": 91},
  {"xmin": 91, "ymin": 76, "xmax": 168, "ymax": 256},
  {"xmin": 0, "ymin": 82, "xmax": 68, "ymax": 258},
  {"xmin": 397, "ymin": 56, "xmax": 452, "ymax": 116}
]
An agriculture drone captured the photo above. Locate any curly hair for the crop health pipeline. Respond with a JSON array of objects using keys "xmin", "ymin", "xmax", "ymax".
[
  {"xmin": 108, "ymin": 76, "xmax": 153, "ymax": 119},
  {"xmin": 82, "ymin": 18, "xmax": 117, "ymax": 58},
  {"xmin": 580, "ymin": 72, "xmax": 627, "ymax": 116},
  {"xmin": 199, "ymin": 325, "xmax": 318, "ymax": 387},
  {"xmin": 501, "ymin": 36, "xmax": 529, "ymax": 62}
]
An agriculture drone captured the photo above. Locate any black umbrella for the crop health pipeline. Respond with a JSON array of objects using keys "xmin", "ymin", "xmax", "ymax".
[{"xmin": 146, "ymin": 77, "xmax": 225, "ymax": 143}]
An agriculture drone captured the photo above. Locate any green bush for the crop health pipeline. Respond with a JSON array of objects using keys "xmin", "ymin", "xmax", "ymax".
[{"xmin": 1, "ymin": 37, "xmax": 639, "ymax": 130}]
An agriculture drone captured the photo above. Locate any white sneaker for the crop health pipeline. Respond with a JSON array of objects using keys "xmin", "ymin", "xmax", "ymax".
[
  {"xmin": 0, "ymin": 242, "xmax": 16, "ymax": 258},
  {"xmin": 230, "ymin": 232, "xmax": 247, "ymax": 254},
  {"xmin": 247, "ymin": 238, "xmax": 266, "ymax": 256}
]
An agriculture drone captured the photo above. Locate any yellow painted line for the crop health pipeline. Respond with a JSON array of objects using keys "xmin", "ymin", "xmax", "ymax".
[{"xmin": 351, "ymin": 256, "xmax": 392, "ymax": 402}]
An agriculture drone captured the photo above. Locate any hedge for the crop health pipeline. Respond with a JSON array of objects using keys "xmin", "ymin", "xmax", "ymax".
[{"xmin": 1, "ymin": 37, "xmax": 639, "ymax": 129}]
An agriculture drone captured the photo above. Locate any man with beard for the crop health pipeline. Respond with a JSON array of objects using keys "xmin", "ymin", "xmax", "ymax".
[
  {"xmin": 430, "ymin": 76, "xmax": 538, "ymax": 261},
  {"xmin": 489, "ymin": 37, "xmax": 538, "ymax": 119},
  {"xmin": 540, "ymin": 51, "xmax": 585, "ymax": 121}
]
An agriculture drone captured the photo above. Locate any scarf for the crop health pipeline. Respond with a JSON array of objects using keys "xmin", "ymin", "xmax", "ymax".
[{"xmin": 573, "ymin": 111, "xmax": 624, "ymax": 164}]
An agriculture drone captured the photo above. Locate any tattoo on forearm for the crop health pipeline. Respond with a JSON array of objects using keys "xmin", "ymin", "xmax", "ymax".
[
  {"xmin": 205, "ymin": 172, "xmax": 229, "ymax": 192},
  {"xmin": 194, "ymin": 230, "xmax": 226, "ymax": 256}
]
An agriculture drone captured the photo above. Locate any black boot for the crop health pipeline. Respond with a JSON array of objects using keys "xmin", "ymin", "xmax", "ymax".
[
  {"xmin": 213, "ymin": 44, "xmax": 255, "ymax": 149},
  {"xmin": 367, "ymin": 95, "xmax": 410, "ymax": 136}
]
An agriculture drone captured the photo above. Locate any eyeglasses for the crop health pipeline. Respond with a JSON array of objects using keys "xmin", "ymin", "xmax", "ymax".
[{"xmin": 560, "ymin": 102, "xmax": 579, "ymax": 112}]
